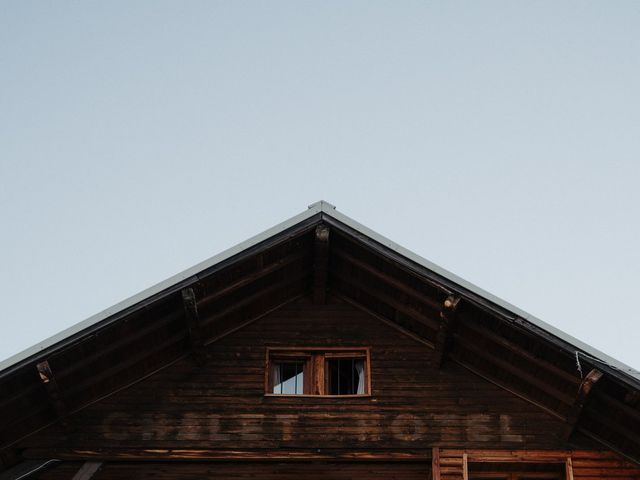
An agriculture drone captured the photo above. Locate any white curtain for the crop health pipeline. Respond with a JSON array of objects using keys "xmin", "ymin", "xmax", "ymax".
[
  {"xmin": 355, "ymin": 360, "xmax": 365, "ymax": 394},
  {"xmin": 272, "ymin": 364, "xmax": 281, "ymax": 393}
]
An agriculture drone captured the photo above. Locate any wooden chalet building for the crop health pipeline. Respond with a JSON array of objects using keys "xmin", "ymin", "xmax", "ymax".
[{"xmin": 1, "ymin": 201, "xmax": 640, "ymax": 480}]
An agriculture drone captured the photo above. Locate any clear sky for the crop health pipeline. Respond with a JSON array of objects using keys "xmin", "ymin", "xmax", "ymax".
[{"xmin": 1, "ymin": 2, "xmax": 639, "ymax": 371}]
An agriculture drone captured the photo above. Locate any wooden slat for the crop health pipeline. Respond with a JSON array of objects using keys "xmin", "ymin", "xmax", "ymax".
[
  {"xmin": 462, "ymin": 453, "xmax": 468, "ymax": 480},
  {"xmin": 447, "ymin": 449, "xmax": 625, "ymax": 462},
  {"xmin": 24, "ymin": 448, "xmax": 431, "ymax": 462},
  {"xmin": 565, "ymin": 457, "xmax": 574, "ymax": 480},
  {"xmin": 433, "ymin": 447, "xmax": 441, "ymax": 480}
]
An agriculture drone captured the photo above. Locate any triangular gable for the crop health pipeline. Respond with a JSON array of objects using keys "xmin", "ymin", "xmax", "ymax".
[{"xmin": 1, "ymin": 201, "xmax": 639, "ymax": 465}]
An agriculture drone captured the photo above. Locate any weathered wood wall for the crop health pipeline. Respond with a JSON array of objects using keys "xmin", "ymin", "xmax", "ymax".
[
  {"xmin": 21, "ymin": 296, "xmax": 575, "ymax": 454},
  {"xmin": 17, "ymin": 296, "xmax": 640, "ymax": 478}
]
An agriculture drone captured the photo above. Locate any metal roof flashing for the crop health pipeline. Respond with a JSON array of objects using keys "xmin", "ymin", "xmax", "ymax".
[
  {"xmin": 1, "ymin": 201, "xmax": 638, "ymax": 390},
  {"xmin": 319, "ymin": 205, "xmax": 640, "ymax": 387},
  {"xmin": 0, "ymin": 204, "xmax": 323, "ymax": 374}
]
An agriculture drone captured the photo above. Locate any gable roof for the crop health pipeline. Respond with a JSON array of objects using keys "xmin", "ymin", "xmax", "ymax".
[{"xmin": 1, "ymin": 201, "xmax": 640, "ymax": 463}]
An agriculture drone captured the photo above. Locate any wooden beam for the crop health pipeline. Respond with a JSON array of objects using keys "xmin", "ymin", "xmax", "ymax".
[
  {"xmin": 313, "ymin": 224, "xmax": 330, "ymax": 304},
  {"xmin": 457, "ymin": 449, "xmax": 618, "ymax": 463},
  {"xmin": 35, "ymin": 360, "xmax": 68, "ymax": 428},
  {"xmin": 462, "ymin": 453, "xmax": 469, "ymax": 480},
  {"xmin": 433, "ymin": 296, "xmax": 461, "ymax": 369},
  {"xmin": 71, "ymin": 462, "xmax": 103, "ymax": 480},
  {"xmin": 432, "ymin": 447, "xmax": 440, "ymax": 480},
  {"xmin": 23, "ymin": 448, "xmax": 431, "ymax": 462},
  {"xmin": 565, "ymin": 457, "xmax": 574, "ymax": 480},
  {"xmin": 564, "ymin": 368, "xmax": 603, "ymax": 440},
  {"xmin": 181, "ymin": 287, "xmax": 206, "ymax": 365}
]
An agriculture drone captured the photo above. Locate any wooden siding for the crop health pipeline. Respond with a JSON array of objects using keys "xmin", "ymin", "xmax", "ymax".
[
  {"xmin": 13, "ymin": 296, "xmax": 640, "ymax": 478},
  {"xmin": 22, "ymin": 296, "xmax": 576, "ymax": 454}
]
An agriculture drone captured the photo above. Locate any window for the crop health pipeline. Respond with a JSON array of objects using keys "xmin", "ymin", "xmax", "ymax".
[
  {"xmin": 326, "ymin": 356, "xmax": 366, "ymax": 395},
  {"xmin": 266, "ymin": 348, "xmax": 370, "ymax": 396},
  {"xmin": 271, "ymin": 361, "xmax": 305, "ymax": 395}
]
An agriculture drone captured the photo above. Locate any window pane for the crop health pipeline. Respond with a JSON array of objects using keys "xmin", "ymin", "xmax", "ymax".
[
  {"xmin": 273, "ymin": 362, "xmax": 304, "ymax": 394},
  {"xmin": 327, "ymin": 358, "xmax": 366, "ymax": 395}
]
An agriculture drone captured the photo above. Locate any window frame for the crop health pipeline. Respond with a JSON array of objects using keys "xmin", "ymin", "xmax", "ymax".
[{"xmin": 264, "ymin": 347, "xmax": 372, "ymax": 397}]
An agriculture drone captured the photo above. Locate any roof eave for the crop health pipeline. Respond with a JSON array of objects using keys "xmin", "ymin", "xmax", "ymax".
[{"xmin": 0, "ymin": 202, "xmax": 330, "ymax": 374}]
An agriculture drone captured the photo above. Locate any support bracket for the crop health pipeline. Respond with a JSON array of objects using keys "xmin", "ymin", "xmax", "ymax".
[
  {"xmin": 433, "ymin": 295, "xmax": 461, "ymax": 369},
  {"xmin": 313, "ymin": 224, "xmax": 330, "ymax": 304},
  {"xmin": 564, "ymin": 368, "xmax": 603, "ymax": 440},
  {"xmin": 36, "ymin": 360, "xmax": 69, "ymax": 429},
  {"xmin": 182, "ymin": 287, "xmax": 206, "ymax": 365}
]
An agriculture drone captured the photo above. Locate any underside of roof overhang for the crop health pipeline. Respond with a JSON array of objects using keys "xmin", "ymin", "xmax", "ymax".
[{"xmin": 1, "ymin": 201, "xmax": 639, "ymax": 468}]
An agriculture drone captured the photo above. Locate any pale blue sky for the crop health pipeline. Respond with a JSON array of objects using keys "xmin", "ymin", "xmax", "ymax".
[{"xmin": 1, "ymin": 2, "xmax": 639, "ymax": 370}]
